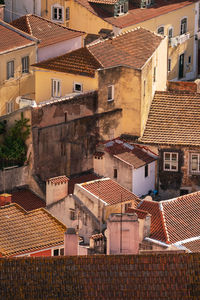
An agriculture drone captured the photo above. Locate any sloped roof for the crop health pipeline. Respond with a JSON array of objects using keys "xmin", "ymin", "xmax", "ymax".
[
  {"xmin": 0, "ymin": 254, "xmax": 200, "ymax": 299},
  {"xmin": 10, "ymin": 14, "xmax": 84, "ymax": 48},
  {"xmin": 140, "ymin": 91, "xmax": 200, "ymax": 146},
  {"xmin": 33, "ymin": 27, "xmax": 163, "ymax": 75},
  {"xmin": 99, "ymin": 138, "xmax": 157, "ymax": 169},
  {"xmin": 68, "ymin": 172, "xmax": 101, "ymax": 194},
  {"xmin": 11, "ymin": 188, "xmax": 45, "ymax": 211},
  {"xmin": 88, "ymin": 27, "xmax": 163, "ymax": 70},
  {"xmin": 138, "ymin": 191, "xmax": 200, "ymax": 249},
  {"xmin": 0, "ymin": 20, "xmax": 36, "ymax": 54},
  {"xmin": 0, "ymin": 204, "xmax": 66, "ymax": 257},
  {"xmin": 79, "ymin": 178, "xmax": 140, "ymax": 205},
  {"xmin": 33, "ymin": 47, "xmax": 102, "ymax": 77},
  {"xmin": 76, "ymin": 0, "xmax": 197, "ymax": 29}
]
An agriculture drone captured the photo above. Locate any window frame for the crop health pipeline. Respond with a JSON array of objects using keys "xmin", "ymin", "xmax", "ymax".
[
  {"xmin": 22, "ymin": 56, "xmax": 29, "ymax": 74},
  {"xmin": 117, "ymin": 4, "xmax": 125, "ymax": 15},
  {"xmin": 107, "ymin": 85, "xmax": 114, "ymax": 101},
  {"xmin": 180, "ymin": 17, "xmax": 187, "ymax": 35},
  {"xmin": 52, "ymin": 78, "xmax": 61, "ymax": 98},
  {"xmin": 190, "ymin": 153, "xmax": 200, "ymax": 174},
  {"xmin": 7, "ymin": 60, "xmax": 14, "ymax": 80},
  {"xmin": 66, "ymin": 7, "xmax": 70, "ymax": 21},
  {"xmin": 73, "ymin": 82, "xmax": 83, "ymax": 93},
  {"xmin": 113, "ymin": 168, "xmax": 118, "ymax": 179},
  {"xmin": 157, "ymin": 26, "xmax": 164, "ymax": 35},
  {"xmin": 52, "ymin": 247, "xmax": 64, "ymax": 256},
  {"xmin": 163, "ymin": 152, "xmax": 178, "ymax": 172},
  {"xmin": 168, "ymin": 58, "xmax": 171, "ymax": 72},
  {"xmin": 6, "ymin": 100, "xmax": 14, "ymax": 114},
  {"xmin": 145, "ymin": 164, "xmax": 149, "ymax": 178},
  {"xmin": 153, "ymin": 66, "xmax": 156, "ymax": 82},
  {"xmin": 52, "ymin": 5, "xmax": 63, "ymax": 21},
  {"xmin": 70, "ymin": 209, "xmax": 76, "ymax": 220},
  {"xmin": 168, "ymin": 27, "xmax": 173, "ymax": 39}
]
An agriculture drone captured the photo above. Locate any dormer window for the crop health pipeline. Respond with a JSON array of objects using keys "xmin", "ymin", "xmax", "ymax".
[
  {"xmin": 117, "ymin": 4, "xmax": 125, "ymax": 15},
  {"xmin": 115, "ymin": 1, "xmax": 128, "ymax": 16}
]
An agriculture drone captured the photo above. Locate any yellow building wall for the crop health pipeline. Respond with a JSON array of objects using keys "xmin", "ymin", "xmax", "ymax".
[
  {"xmin": 34, "ymin": 68, "xmax": 98, "ymax": 103},
  {"xmin": 105, "ymin": 200, "xmax": 135, "ymax": 220},
  {"xmin": 0, "ymin": 44, "xmax": 36, "ymax": 116},
  {"xmin": 121, "ymin": 3, "xmax": 196, "ymax": 80}
]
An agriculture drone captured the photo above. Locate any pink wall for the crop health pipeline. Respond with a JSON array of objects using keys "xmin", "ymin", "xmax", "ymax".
[
  {"xmin": 30, "ymin": 249, "xmax": 52, "ymax": 257},
  {"xmin": 0, "ymin": 5, "xmax": 5, "ymax": 20}
]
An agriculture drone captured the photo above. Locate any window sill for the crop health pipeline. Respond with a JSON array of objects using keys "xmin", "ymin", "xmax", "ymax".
[
  {"xmin": 52, "ymin": 19, "xmax": 64, "ymax": 23},
  {"xmin": 107, "ymin": 99, "xmax": 114, "ymax": 102}
]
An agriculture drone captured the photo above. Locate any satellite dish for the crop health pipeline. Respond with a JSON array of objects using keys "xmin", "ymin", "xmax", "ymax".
[
  {"xmin": 72, "ymin": 219, "xmax": 83, "ymax": 230},
  {"xmin": 144, "ymin": 195, "xmax": 152, "ymax": 201},
  {"xmin": 15, "ymin": 96, "xmax": 22, "ymax": 104}
]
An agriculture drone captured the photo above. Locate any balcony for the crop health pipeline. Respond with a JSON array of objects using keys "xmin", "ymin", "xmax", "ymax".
[{"xmin": 169, "ymin": 32, "xmax": 190, "ymax": 47}]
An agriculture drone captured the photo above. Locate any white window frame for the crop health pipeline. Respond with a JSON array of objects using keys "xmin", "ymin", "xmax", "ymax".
[
  {"xmin": 52, "ymin": 79, "xmax": 61, "ymax": 98},
  {"xmin": 117, "ymin": 4, "xmax": 125, "ymax": 15},
  {"xmin": 7, "ymin": 60, "xmax": 14, "ymax": 80},
  {"xmin": 157, "ymin": 26, "xmax": 164, "ymax": 35},
  {"xmin": 107, "ymin": 85, "xmax": 114, "ymax": 101},
  {"xmin": 66, "ymin": 7, "xmax": 70, "ymax": 21},
  {"xmin": 163, "ymin": 152, "xmax": 178, "ymax": 172},
  {"xmin": 6, "ymin": 100, "xmax": 14, "ymax": 114},
  {"xmin": 51, "ymin": 247, "xmax": 64, "ymax": 256},
  {"xmin": 180, "ymin": 17, "xmax": 187, "ymax": 35},
  {"xmin": 190, "ymin": 153, "xmax": 200, "ymax": 174},
  {"xmin": 22, "ymin": 56, "xmax": 29, "ymax": 74},
  {"xmin": 73, "ymin": 82, "xmax": 83, "ymax": 92},
  {"xmin": 168, "ymin": 27, "xmax": 173, "ymax": 39},
  {"xmin": 153, "ymin": 66, "xmax": 156, "ymax": 82},
  {"xmin": 52, "ymin": 4, "xmax": 63, "ymax": 22}
]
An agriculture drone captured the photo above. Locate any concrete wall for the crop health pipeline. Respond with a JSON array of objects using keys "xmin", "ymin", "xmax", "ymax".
[
  {"xmin": 5, "ymin": 0, "xmax": 41, "ymax": 22},
  {"xmin": 132, "ymin": 161, "xmax": 156, "ymax": 197},
  {"xmin": 0, "ymin": 5, "xmax": 5, "ymax": 20}
]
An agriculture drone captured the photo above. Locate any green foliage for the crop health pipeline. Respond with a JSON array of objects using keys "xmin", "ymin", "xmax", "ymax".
[
  {"xmin": 0, "ymin": 120, "xmax": 6, "ymax": 134},
  {"xmin": 0, "ymin": 0, "xmax": 4, "ymax": 4},
  {"xmin": 0, "ymin": 113, "xmax": 30, "ymax": 165}
]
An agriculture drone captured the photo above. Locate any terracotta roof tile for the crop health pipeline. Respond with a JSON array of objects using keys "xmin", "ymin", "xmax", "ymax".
[
  {"xmin": 181, "ymin": 239, "xmax": 200, "ymax": 252},
  {"xmin": 11, "ymin": 188, "xmax": 45, "ymax": 211},
  {"xmin": 76, "ymin": 0, "xmax": 197, "ymax": 29},
  {"xmin": 114, "ymin": 149, "xmax": 156, "ymax": 168},
  {"xmin": 88, "ymin": 27, "xmax": 163, "ymax": 69},
  {"xmin": 33, "ymin": 47, "xmax": 102, "ymax": 77},
  {"xmin": 0, "ymin": 21, "xmax": 35, "ymax": 53},
  {"xmin": 88, "ymin": 0, "xmax": 118, "ymax": 3},
  {"xmin": 80, "ymin": 178, "xmax": 140, "ymax": 205},
  {"xmin": 0, "ymin": 204, "xmax": 66, "ymax": 257},
  {"xmin": 140, "ymin": 91, "xmax": 200, "ymax": 146},
  {"xmin": 10, "ymin": 14, "xmax": 84, "ymax": 48},
  {"xmin": 126, "ymin": 207, "xmax": 150, "ymax": 219},
  {"xmin": 47, "ymin": 175, "xmax": 69, "ymax": 185}
]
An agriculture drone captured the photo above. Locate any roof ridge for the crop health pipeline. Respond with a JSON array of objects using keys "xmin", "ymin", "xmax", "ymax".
[
  {"xmin": 26, "ymin": 15, "xmax": 33, "ymax": 36},
  {"xmin": 159, "ymin": 202, "xmax": 170, "ymax": 243}
]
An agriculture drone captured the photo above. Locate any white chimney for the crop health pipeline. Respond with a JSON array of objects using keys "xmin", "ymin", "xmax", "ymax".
[{"xmin": 46, "ymin": 175, "xmax": 69, "ymax": 206}]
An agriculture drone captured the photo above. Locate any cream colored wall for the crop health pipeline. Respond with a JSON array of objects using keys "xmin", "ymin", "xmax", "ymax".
[
  {"xmin": 105, "ymin": 200, "xmax": 135, "ymax": 220},
  {"xmin": 34, "ymin": 68, "xmax": 98, "ymax": 103},
  {"xmin": 0, "ymin": 44, "xmax": 36, "ymax": 116},
  {"xmin": 122, "ymin": 3, "xmax": 196, "ymax": 80}
]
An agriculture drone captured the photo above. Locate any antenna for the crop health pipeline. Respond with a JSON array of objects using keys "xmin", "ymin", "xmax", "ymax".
[{"xmin": 120, "ymin": 192, "xmax": 122, "ymax": 254}]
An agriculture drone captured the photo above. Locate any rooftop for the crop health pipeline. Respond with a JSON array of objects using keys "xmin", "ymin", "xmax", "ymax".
[
  {"xmin": 79, "ymin": 178, "xmax": 140, "ymax": 206},
  {"xmin": 140, "ymin": 91, "xmax": 200, "ymax": 146},
  {"xmin": 11, "ymin": 188, "xmax": 45, "ymax": 211},
  {"xmin": 0, "ymin": 204, "xmax": 66, "ymax": 257},
  {"xmin": 68, "ymin": 172, "xmax": 101, "ymax": 194},
  {"xmin": 138, "ymin": 191, "xmax": 200, "ymax": 250},
  {"xmin": 76, "ymin": 0, "xmax": 197, "ymax": 29},
  {"xmin": 33, "ymin": 27, "xmax": 163, "ymax": 75},
  {"xmin": 0, "ymin": 20, "xmax": 36, "ymax": 54},
  {"xmin": 10, "ymin": 14, "xmax": 84, "ymax": 48}
]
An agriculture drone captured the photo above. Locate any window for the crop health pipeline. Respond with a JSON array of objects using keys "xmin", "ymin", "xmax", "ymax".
[
  {"xmin": 83, "ymin": 213, "xmax": 87, "ymax": 226},
  {"xmin": 66, "ymin": 7, "xmax": 70, "ymax": 20},
  {"xmin": 52, "ymin": 79, "xmax": 61, "ymax": 98},
  {"xmin": 22, "ymin": 56, "xmax": 29, "ymax": 73},
  {"xmin": 6, "ymin": 101, "xmax": 14, "ymax": 114},
  {"xmin": 70, "ymin": 209, "xmax": 76, "ymax": 220},
  {"xmin": 7, "ymin": 60, "xmax": 14, "ymax": 79},
  {"xmin": 190, "ymin": 153, "xmax": 200, "ymax": 173},
  {"xmin": 153, "ymin": 66, "xmax": 156, "ymax": 82},
  {"xmin": 188, "ymin": 56, "xmax": 191, "ymax": 64},
  {"xmin": 157, "ymin": 26, "xmax": 164, "ymax": 35},
  {"xmin": 52, "ymin": 6, "xmax": 63, "ymax": 21},
  {"xmin": 117, "ymin": 4, "xmax": 125, "ymax": 15},
  {"xmin": 114, "ymin": 168, "xmax": 117, "ymax": 179},
  {"xmin": 74, "ymin": 82, "xmax": 82, "ymax": 92},
  {"xmin": 168, "ymin": 59, "xmax": 171, "ymax": 72},
  {"xmin": 180, "ymin": 18, "xmax": 187, "ymax": 35},
  {"xmin": 145, "ymin": 164, "xmax": 149, "ymax": 177},
  {"xmin": 107, "ymin": 85, "xmax": 114, "ymax": 101},
  {"xmin": 143, "ymin": 80, "xmax": 146, "ymax": 97},
  {"xmin": 168, "ymin": 27, "xmax": 173, "ymax": 39},
  {"xmin": 53, "ymin": 248, "xmax": 64, "ymax": 256},
  {"xmin": 163, "ymin": 152, "xmax": 178, "ymax": 171},
  {"xmin": 124, "ymin": 202, "xmax": 132, "ymax": 212}
]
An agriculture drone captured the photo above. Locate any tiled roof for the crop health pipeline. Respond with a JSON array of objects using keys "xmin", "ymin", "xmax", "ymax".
[
  {"xmin": 0, "ymin": 20, "xmax": 35, "ymax": 53},
  {"xmin": 88, "ymin": 27, "xmax": 163, "ymax": 70},
  {"xmin": 126, "ymin": 207, "xmax": 150, "ymax": 219},
  {"xmin": 47, "ymin": 175, "xmax": 69, "ymax": 185},
  {"xmin": 11, "ymin": 188, "xmax": 45, "ymax": 211},
  {"xmin": 68, "ymin": 172, "xmax": 101, "ymax": 194},
  {"xmin": 181, "ymin": 239, "xmax": 200, "ymax": 252},
  {"xmin": 88, "ymin": 0, "xmax": 118, "ymax": 3},
  {"xmin": 76, "ymin": 0, "xmax": 197, "ymax": 29},
  {"xmin": 0, "ymin": 254, "xmax": 200, "ymax": 299},
  {"xmin": 140, "ymin": 91, "xmax": 200, "ymax": 146},
  {"xmin": 100, "ymin": 138, "xmax": 157, "ymax": 168},
  {"xmin": 10, "ymin": 14, "xmax": 84, "ymax": 48},
  {"xmin": 33, "ymin": 47, "xmax": 102, "ymax": 77},
  {"xmin": 138, "ymin": 200, "xmax": 168, "ymax": 242},
  {"xmin": 0, "ymin": 204, "xmax": 66, "ymax": 257},
  {"xmin": 80, "ymin": 178, "xmax": 140, "ymax": 205},
  {"xmin": 139, "ymin": 191, "xmax": 200, "ymax": 248}
]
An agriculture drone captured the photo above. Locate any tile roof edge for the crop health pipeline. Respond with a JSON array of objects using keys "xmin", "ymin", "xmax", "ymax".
[
  {"xmin": 113, "ymin": 154, "xmax": 134, "ymax": 168},
  {"xmin": 0, "ymin": 19, "xmax": 39, "ymax": 43},
  {"xmin": 160, "ymin": 190, "xmax": 200, "ymax": 204},
  {"xmin": 26, "ymin": 15, "xmax": 33, "ymax": 35},
  {"xmin": 144, "ymin": 237, "xmax": 170, "ymax": 247},
  {"xmin": 173, "ymin": 236, "xmax": 200, "ymax": 246},
  {"xmin": 77, "ymin": 182, "xmax": 109, "ymax": 205},
  {"xmin": 159, "ymin": 202, "xmax": 170, "ymax": 243}
]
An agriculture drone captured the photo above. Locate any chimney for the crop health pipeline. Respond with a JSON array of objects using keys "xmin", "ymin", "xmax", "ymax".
[
  {"xmin": 46, "ymin": 175, "xmax": 69, "ymax": 206},
  {"xmin": 0, "ymin": 193, "xmax": 12, "ymax": 206},
  {"xmin": 64, "ymin": 228, "xmax": 78, "ymax": 256},
  {"xmin": 106, "ymin": 213, "xmax": 139, "ymax": 255}
]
